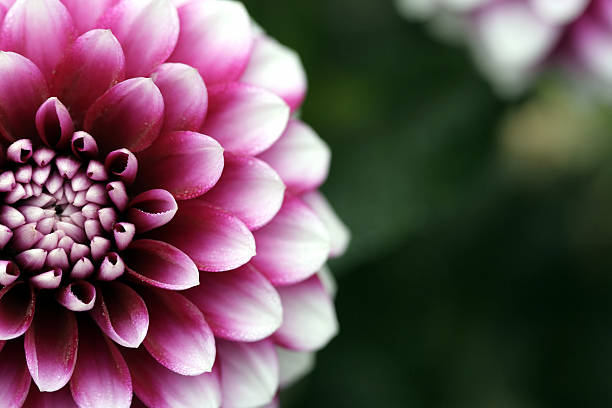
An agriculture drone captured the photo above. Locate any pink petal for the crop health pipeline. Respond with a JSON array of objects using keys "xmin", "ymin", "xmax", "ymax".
[
  {"xmin": 0, "ymin": 281, "xmax": 35, "ymax": 340},
  {"xmin": 169, "ymin": 0, "xmax": 252, "ymax": 84},
  {"xmin": 24, "ymin": 300, "xmax": 77, "ymax": 392},
  {"xmin": 123, "ymin": 347, "xmax": 221, "ymax": 408},
  {"xmin": 126, "ymin": 189, "xmax": 177, "ymax": 233},
  {"xmin": 84, "ymin": 77, "xmax": 164, "ymax": 154},
  {"xmin": 217, "ymin": 339, "xmax": 279, "ymax": 408},
  {"xmin": 203, "ymin": 153, "xmax": 285, "ymax": 230},
  {"xmin": 60, "ymin": 0, "xmax": 115, "ymax": 34},
  {"xmin": 185, "ymin": 264, "xmax": 282, "ymax": 342},
  {"xmin": 105, "ymin": 148, "xmax": 138, "ymax": 185},
  {"xmin": 52, "ymin": 29, "xmax": 126, "ymax": 124},
  {"xmin": 258, "ymin": 120, "xmax": 330, "ymax": 194},
  {"xmin": 151, "ymin": 62, "xmax": 208, "ymax": 133},
  {"xmin": 90, "ymin": 282, "xmax": 149, "ymax": 348},
  {"xmin": 23, "ymin": 384, "xmax": 77, "ymax": 408},
  {"xmin": 35, "ymin": 97, "xmax": 74, "ymax": 150},
  {"xmin": 99, "ymin": 0, "xmax": 179, "ymax": 76},
  {"xmin": 136, "ymin": 131, "xmax": 223, "ymax": 200},
  {"xmin": 1, "ymin": 0, "xmax": 76, "ymax": 82},
  {"xmin": 123, "ymin": 239, "xmax": 199, "ymax": 290},
  {"xmin": 56, "ymin": 280, "xmax": 96, "ymax": 312},
  {"xmin": 0, "ymin": 52, "xmax": 48, "ymax": 142},
  {"xmin": 150, "ymin": 200, "xmax": 255, "ymax": 272},
  {"xmin": 302, "ymin": 190, "xmax": 350, "ymax": 258},
  {"xmin": 141, "ymin": 288, "xmax": 216, "ymax": 376},
  {"xmin": 70, "ymin": 318, "xmax": 132, "ymax": 408},
  {"xmin": 273, "ymin": 275, "xmax": 338, "ymax": 351},
  {"xmin": 241, "ymin": 36, "xmax": 307, "ymax": 111},
  {"xmin": 0, "ymin": 340, "xmax": 31, "ymax": 408},
  {"xmin": 276, "ymin": 347, "xmax": 314, "ymax": 388},
  {"xmin": 202, "ymin": 83, "xmax": 290, "ymax": 156},
  {"xmin": 252, "ymin": 195, "xmax": 330, "ymax": 286}
]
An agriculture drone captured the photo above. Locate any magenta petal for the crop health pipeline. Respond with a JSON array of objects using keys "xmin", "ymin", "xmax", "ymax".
[
  {"xmin": 0, "ymin": 340, "xmax": 31, "ymax": 408},
  {"xmin": 90, "ymin": 282, "xmax": 149, "ymax": 348},
  {"xmin": 70, "ymin": 318, "xmax": 132, "ymax": 408},
  {"xmin": 0, "ymin": 52, "xmax": 48, "ymax": 142},
  {"xmin": 24, "ymin": 301, "xmax": 77, "ymax": 392},
  {"xmin": 0, "ymin": 260, "xmax": 19, "ymax": 286},
  {"xmin": 150, "ymin": 200, "xmax": 255, "ymax": 272},
  {"xmin": 99, "ymin": 0, "xmax": 179, "ymax": 77},
  {"xmin": 203, "ymin": 153, "xmax": 285, "ymax": 230},
  {"xmin": 141, "ymin": 288, "xmax": 216, "ymax": 375},
  {"xmin": 123, "ymin": 239, "xmax": 199, "ymax": 290},
  {"xmin": 0, "ymin": 281, "xmax": 35, "ymax": 340},
  {"xmin": 35, "ymin": 97, "xmax": 74, "ymax": 150},
  {"xmin": 203, "ymin": 83, "xmax": 290, "ymax": 156},
  {"xmin": 252, "ymin": 195, "xmax": 330, "ymax": 286},
  {"xmin": 123, "ymin": 347, "xmax": 221, "ymax": 408},
  {"xmin": 302, "ymin": 191, "xmax": 350, "ymax": 258},
  {"xmin": 151, "ymin": 62, "xmax": 208, "ymax": 133},
  {"xmin": 56, "ymin": 280, "xmax": 96, "ymax": 312},
  {"xmin": 105, "ymin": 148, "xmax": 138, "ymax": 185},
  {"xmin": 60, "ymin": 0, "xmax": 115, "ymax": 34},
  {"xmin": 23, "ymin": 384, "xmax": 77, "ymax": 408},
  {"xmin": 185, "ymin": 264, "xmax": 282, "ymax": 342},
  {"xmin": 241, "ymin": 36, "xmax": 307, "ymax": 111},
  {"xmin": 126, "ymin": 189, "xmax": 177, "ymax": 233},
  {"xmin": 258, "ymin": 119, "xmax": 330, "ymax": 194},
  {"xmin": 84, "ymin": 77, "xmax": 164, "ymax": 154},
  {"xmin": 273, "ymin": 275, "xmax": 338, "ymax": 351},
  {"xmin": 169, "ymin": 0, "xmax": 252, "ymax": 85},
  {"xmin": 217, "ymin": 339, "xmax": 279, "ymax": 408},
  {"xmin": 136, "ymin": 131, "xmax": 223, "ymax": 200},
  {"xmin": 1, "ymin": 0, "xmax": 76, "ymax": 82},
  {"xmin": 53, "ymin": 29, "xmax": 126, "ymax": 123}
]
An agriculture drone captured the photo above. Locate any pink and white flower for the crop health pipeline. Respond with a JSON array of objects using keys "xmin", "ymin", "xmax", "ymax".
[
  {"xmin": 0, "ymin": 0, "xmax": 349, "ymax": 407},
  {"xmin": 397, "ymin": 0, "xmax": 612, "ymax": 96}
]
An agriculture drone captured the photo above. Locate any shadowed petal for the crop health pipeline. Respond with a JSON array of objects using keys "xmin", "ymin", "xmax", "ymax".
[
  {"xmin": 202, "ymin": 83, "xmax": 289, "ymax": 156},
  {"xmin": 151, "ymin": 63, "xmax": 208, "ymax": 133},
  {"xmin": 24, "ymin": 300, "xmax": 77, "ymax": 392},
  {"xmin": 123, "ymin": 347, "xmax": 221, "ymax": 408},
  {"xmin": 99, "ymin": 0, "xmax": 179, "ymax": 76},
  {"xmin": 273, "ymin": 275, "xmax": 338, "ymax": 351},
  {"xmin": 70, "ymin": 318, "xmax": 132, "ymax": 408},
  {"xmin": 53, "ymin": 29, "xmax": 125, "ymax": 124},
  {"xmin": 252, "ymin": 195, "xmax": 330, "ymax": 286},
  {"xmin": 217, "ymin": 339, "xmax": 279, "ymax": 408},
  {"xmin": 169, "ymin": 0, "xmax": 252, "ymax": 84},
  {"xmin": 136, "ymin": 131, "xmax": 223, "ymax": 200},
  {"xmin": 90, "ymin": 282, "xmax": 149, "ymax": 348},
  {"xmin": 302, "ymin": 191, "xmax": 350, "ymax": 258},
  {"xmin": 276, "ymin": 347, "xmax": 314, "ymax": 388},
  {"xmin": 23, "ymin": 384, "xmax": 77, "ymax": 407},
  {"xmin": 149, "ymin": 200, "xmax": 255, "ymax": 272},
  {"xmin": 203, "ymin": 153, "xmax": 285, "ymax": 230},
  {"xmin": 1, "ymin": 0, "xmax": 76, "ymax": 82},
  {"xmin": 84, "ymin": 77, "xmax": 164, "ymax": 154},
  {"xmin": 185, "ymin": 264, "xmax": 282, "ymax": 342},
  {"xmin": 35, "ymin": 97, "xmax": 74, "ymax": 150},
  {"xmin": 141, "ymin": 288, "xmax": 216, "ymax": 376},
  {"xmin": 0, "ymin": 340, "xmax": 31, "ymax": 408},
  {"xmin": 126, "ymin": 189, "xmax": 177, "ymax": 233},
  {"xmin": 0, "ymin": 52, "xmax": 48, "ymax": 142},
  {"xmin": 258, "ymin": 120, "xmax": 330, "ymax": 194},
  {"xmin": 0, "ymin": 281, "xmax": 35, "ymax": 340},
  {"xmin": 123, "ymin": 239, "xmax": 199, "ymax": 290},
  {"xmin": 241, "ymin": 36, "xmax": 307, "ymax": 111}
]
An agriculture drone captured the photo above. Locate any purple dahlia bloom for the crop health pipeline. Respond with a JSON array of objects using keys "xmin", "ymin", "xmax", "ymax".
[
  {"xmin": 0, "ymin": 0, "xmax": 349, "ymax": 407},
  {"xmin": 397, "ymin": 0, "xmax": 612, "ymax": 95}
]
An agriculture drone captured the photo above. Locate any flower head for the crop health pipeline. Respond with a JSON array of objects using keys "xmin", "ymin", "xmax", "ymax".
[
  {"xmin": 397, "ymin": 0, "xmax": 612, "ymax": 96},
  {"xmin": 0, "ymin": 0, "xmax": 349, "ymax": 407}
]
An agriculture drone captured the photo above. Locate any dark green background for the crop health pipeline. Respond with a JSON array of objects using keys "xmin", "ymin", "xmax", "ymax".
[{"xmin": 248, "ymin": 1, "xmax": 612, "ymax": 407}]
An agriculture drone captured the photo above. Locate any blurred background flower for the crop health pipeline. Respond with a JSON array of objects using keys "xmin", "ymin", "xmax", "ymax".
[{"xmin": 247, "ymin": 0, "xmax": 612, "ymax": 407}]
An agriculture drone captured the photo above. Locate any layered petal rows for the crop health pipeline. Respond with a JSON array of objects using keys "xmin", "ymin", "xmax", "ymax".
[
  {"xmin": 397, "ymin": 0, "xmax": 612, "ymax": 95},
  {"xmin": 0, "ymin": 1, "xmax": 348, "ymax": 407}
]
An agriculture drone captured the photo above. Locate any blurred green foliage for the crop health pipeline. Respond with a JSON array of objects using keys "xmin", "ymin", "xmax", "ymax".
[{"xmin": 248, "ymin": 1, "xmax": 612, "ymax": 407}]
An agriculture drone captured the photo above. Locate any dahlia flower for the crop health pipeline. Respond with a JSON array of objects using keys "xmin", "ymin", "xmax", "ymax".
[
  {"xmin": 396, "ymin": 0, "xmax": 612, "ymax": 95},
  {"xmin": 0, "ymin": 0, "xmax": 349, "ymax": 407}
]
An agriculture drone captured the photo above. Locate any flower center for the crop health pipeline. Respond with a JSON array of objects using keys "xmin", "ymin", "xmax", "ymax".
[{"xmin": 0, "ymin": 138, "xmax": 136, "ymax": 290}]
